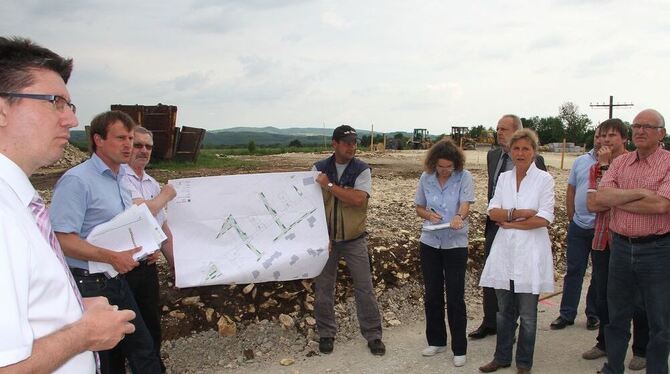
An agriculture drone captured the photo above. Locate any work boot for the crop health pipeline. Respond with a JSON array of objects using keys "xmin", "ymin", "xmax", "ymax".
[
  {"xmin": 367, "ymin": 339, "xmax": 386, "ymax": 356},
  {"xmin": 319, "ymin": 337, "xmax": 334, "ymax": 354},
  {"xmin": 479, "ymin": 360, "xmax": 511, "ymax": 373},
  {"xmin": 582, "ymin": 346, "xmax": 607, "ymax": 360},
  {"xmin": 586, "ymin": 316, "xmax": 600, "ymax": 330},
  {"xmin": 550, "ymin": 316, "xmax": 574, "ymax": 330}
]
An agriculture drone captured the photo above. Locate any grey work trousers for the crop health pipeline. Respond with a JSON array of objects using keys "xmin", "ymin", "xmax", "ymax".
[{"xmin": 314, "ymin": 236, "xmax": 383, "ymax": 341}]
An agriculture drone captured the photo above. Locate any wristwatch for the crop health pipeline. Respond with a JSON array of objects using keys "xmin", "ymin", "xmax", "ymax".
[
  {"xmin": 599, "ymin": 164, "xmax": 609, "ymax": 171},
  {"xmin": 327, "ymin": 182, "xmax": 334, "ymax": 190}
]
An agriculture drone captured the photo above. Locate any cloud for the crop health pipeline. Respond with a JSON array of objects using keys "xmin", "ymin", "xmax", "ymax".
[
  {"xmin": 321, "ymin": 11, "xmax": 351, "ymax": 30},
  {"xmin": 173, "ymin": 71, "xmax": 212, "ymax": 91},
  {"xmin": 192, "ymin": 0, "xmax": 307, "ymax": 10},
  {"xmin": 177, "ymin": 5, "xmax": 242, "ymax": 34},
  {"xmin": 528, "ymin": 35, "xmax": 565, "ymax": 51},
  {"xmin": 238, "ymin": 56, "xmax": 279, "ymax": 77}
]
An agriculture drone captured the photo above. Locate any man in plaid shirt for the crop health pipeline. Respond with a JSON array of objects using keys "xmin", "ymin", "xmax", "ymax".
[
  {"xmin": 593, "ymin": 109, "xmax": 670, "ymax": 374},
  {"xmin": 583, "ymin": 119, "xmax": 648, "ymax": 371}
]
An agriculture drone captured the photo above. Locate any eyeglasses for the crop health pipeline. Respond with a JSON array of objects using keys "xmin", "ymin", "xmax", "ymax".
[
  {"xmin": 631, "ymin": 123, "xmax": 663, "ymax": 131},
  {"xmin": 436, "ymin": 164, "xmax": 455, "ymax": 171},
  {"xmin": 133, "ymin": 143, "xmax": 154, "ymax": 150},
  {"xmin": 0, "ymin": 92, "xmax": 76, "ymax": 114}
]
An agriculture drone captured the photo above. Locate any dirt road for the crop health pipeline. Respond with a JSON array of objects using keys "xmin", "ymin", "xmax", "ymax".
[{"xmin": 239, "ymin": 281, "xmax": 619, "ymax": 374}]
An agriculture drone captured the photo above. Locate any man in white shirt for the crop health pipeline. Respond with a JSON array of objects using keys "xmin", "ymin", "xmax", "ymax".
[
  {"xmin": 0, "ymin": 36, "xmax": 135, "ymax": 373},
  {"xmin": 120, "ymin": 126, "xmax": 176, "ymax": 372}
]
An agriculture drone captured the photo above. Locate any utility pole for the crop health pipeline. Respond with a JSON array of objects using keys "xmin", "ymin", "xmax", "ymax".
[
  {"xmin": 589, "ymin": 95, "xmax": 633, "ymax": 119},
  {"xmin": 370, "ymin": 123, "xmax": 374, "ymax": 151}
]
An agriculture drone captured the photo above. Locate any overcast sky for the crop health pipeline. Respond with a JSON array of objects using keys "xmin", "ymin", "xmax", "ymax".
[{"xmin": 4, "ymin": 0, "xmax": 669, "ymax": 133}]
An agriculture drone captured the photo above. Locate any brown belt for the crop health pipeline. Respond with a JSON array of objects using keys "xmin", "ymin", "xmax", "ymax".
[{"xmin": 614, "ymin": 231, "xmax": 670, "ymax": 244}]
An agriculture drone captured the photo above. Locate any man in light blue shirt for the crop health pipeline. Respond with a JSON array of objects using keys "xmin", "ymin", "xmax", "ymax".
[
  {"xmin": 51, "ymin": 110, "xmax": 161, "ymax": 374},
  {"xmin": 550, "ymin": 133, "xmax": 600, "ymax": 331}
]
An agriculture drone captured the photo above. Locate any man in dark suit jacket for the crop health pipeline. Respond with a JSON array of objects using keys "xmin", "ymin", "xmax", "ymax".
[{"xmin": 469, "ymin": 114, "xmax": 547, "ymax": 339}]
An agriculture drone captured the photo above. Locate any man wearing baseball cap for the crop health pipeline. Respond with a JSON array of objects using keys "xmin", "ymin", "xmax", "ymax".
[{"xmin": 312, "ymin": 125, "xmax": 385, "ymax": 356}]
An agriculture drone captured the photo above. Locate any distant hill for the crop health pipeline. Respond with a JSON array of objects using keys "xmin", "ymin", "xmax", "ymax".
[{"xmin": 69, "ymin": 128, "xmax": 413, "ymax": 148}]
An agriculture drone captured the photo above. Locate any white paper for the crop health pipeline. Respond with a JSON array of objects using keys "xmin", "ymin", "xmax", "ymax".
[
  {"xmin": 168, "ymin": 171, "xmax": 330, "ymax": 288},
  {"xmin": 421, "ymin": 222, "xmax": 452, "ymax": 231},
  {"xmin": 87, "ymin": 204, "xmax": 166, "ymax": 276}
]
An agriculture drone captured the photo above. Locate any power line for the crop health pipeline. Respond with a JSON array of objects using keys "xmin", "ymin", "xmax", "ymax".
[{"xmin": 589, "ymin": 95, "xmax": 633, "ymax": 119}]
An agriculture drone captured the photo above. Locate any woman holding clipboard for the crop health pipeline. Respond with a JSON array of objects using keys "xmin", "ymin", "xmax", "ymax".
[{"xmin": 414, "ymin": 139, "xmax": 475, "ymax": 368}]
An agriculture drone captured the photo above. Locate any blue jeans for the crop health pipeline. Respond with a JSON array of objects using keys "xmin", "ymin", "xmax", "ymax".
[
  {"xmin": 494, "ymin": 282, "xmax": 539, "ymax": 369},
  {"xmin": 559, "ymin": 220, "xmax": 597, "ymax": 321},
  {"xmin": 601, "ymin": 233, "xmax": 670, "ymax": 374},
  {"xmin": 591, "ymin": 249, "xmax": 648, "ymax": 356}
]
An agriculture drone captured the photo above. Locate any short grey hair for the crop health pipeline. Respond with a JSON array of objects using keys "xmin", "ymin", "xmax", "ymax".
[
  {"xmin": 509, "ymin": 128, "xmax": 539, "ymax": 153},
  {"xmin": 134, "ymin": 126, "xmax": 154, "ymax": 139},
  {"xmin": 646, "ymin": 109, "xmax": 665, "ymax": 128},
  {"xmin": 501, "ymin": 114, "xmax": 523, "ymax": 130}
]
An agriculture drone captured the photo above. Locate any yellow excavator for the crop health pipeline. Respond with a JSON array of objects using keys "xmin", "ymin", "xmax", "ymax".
[
  {"xmin": 407, "ymin": 128, "xmax": 433, "ymax": 149},
  {"xmin": 450, "ymin": 127, "xmax": 477, "ymax": 150}
]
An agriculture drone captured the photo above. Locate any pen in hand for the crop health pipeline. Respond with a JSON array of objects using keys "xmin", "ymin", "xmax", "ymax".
[{"xmin": 428, "ymin": 207, "xmax": 443, "ymax": 224}]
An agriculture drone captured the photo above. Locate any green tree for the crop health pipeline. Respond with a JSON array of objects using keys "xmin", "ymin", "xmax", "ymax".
[
  {"xmin": 559, "ymin": 102, "xmax": 591, "ymax": 144},
  {"xmin": 536, "ymin": 116, "xmax": 564, "ymax": 144},
  {"xmin": 468, "ymin": 125, "xmax": 486, "ymax": 139},
  {"xmin": 247, "ymin": 140, "xmax": 256, "ymax": 154},
  {"xmin": 288, "ymin": 139, "xmax": 302, "ymax": 147},
  {"xmin": 521, "ymin": 116, "xmax": 540, "ymax": 133}
]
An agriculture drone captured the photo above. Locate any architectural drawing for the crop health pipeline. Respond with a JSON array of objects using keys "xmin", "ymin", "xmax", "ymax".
[{"xmin": 169, "ymin": 171, "xmax": 329, "ymax": 287}]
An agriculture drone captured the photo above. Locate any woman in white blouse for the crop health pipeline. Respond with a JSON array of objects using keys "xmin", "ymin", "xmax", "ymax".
[{"xmin": 478, "ymin": 129, "xmax": 555, "ymax": 374}]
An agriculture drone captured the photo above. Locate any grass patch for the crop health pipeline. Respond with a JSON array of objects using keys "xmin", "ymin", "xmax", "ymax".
[
  {"xmin": 217, "ymin": 146, "xmax": 328, "ymax": 155},
  {"xmin": 149, "ymin": 149, "xmax": 258, "ymax": 170}
]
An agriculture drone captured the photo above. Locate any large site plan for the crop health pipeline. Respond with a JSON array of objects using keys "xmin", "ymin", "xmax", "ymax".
[{"xmin": 168, "ymin": 171, "xmax": 329, "ymax": 288}]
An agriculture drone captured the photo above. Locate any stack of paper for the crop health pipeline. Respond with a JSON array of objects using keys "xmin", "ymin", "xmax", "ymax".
[
  {"xmin": 421, "ymin": 222, "xmax": 452, "ymax": 231},
  {"xmin": 86, "ymin": 203, "xmax": 167, "ymax": 277}
]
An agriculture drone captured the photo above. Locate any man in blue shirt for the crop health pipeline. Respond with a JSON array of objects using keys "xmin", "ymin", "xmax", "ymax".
[
  {"xmin": 51, "ymin": 110, "xmax": 161, "ymax": 374},
  {"xmin": 550, "ymin": 133, "xmax": 600, "ymax": 331}
]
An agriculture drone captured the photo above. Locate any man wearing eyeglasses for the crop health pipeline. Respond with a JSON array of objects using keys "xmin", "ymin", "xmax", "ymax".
[
  {"xmin": 312, "ymin": 125, "xmax": 385, "ymax": 356},
  {"xmin": 0, "ymin": 37, "xmax": 136, "ymax": 373},
  {"xmin": 593, "ymin": 109, "xmax": 670, "ymax": 374},
  {"xmin": 50, "ymin": 111, "xmax": 162, "ymax": 373},
  {"xmin": 120, "ymin": 126, "xmax": 176, "ymax": 372}
]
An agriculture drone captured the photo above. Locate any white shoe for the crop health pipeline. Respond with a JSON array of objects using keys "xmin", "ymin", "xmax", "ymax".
[
  {"xmin": 453, "ymin": 355, "xmax": 467, "ymax": 367},
  {"xmin": 421, "ymin": 346, "xmax": 447, "ymax": 356}
]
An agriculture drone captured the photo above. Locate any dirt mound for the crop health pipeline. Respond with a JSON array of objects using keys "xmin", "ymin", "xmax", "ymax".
[{"xmin": 46, "ymin": 143, "xmax": 89, "ymax": 170}]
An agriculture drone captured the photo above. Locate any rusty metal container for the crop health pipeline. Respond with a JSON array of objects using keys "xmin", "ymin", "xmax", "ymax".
[{"xmin": 111, "ymin": 104, "xmax": 179, "ymax": 160}]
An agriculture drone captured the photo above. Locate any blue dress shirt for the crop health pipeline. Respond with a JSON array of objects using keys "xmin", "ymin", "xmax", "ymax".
[
  {"xmin": 414, "ymin": 169, "xmax": 475, "ymax": 249},
  {"xmin": 50, "ymin": 154, "xmax": 132, "ymax": 270}
]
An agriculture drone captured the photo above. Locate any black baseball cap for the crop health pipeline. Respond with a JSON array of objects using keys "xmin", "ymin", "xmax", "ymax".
[{"xmin": 332, "ymin": 125, "xmax": 357, "ymax": 141}]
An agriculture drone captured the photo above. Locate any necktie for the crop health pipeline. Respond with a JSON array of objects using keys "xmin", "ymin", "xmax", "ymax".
[
  {"xmin": 494, "ymin": 152, "xmax": 509, "ymax": 189},
  {"xmin": 29, "ymin": 194, "xmax": 84, "ymax": 307},
  {"xmin": 29, "ymin": 194, "xmax": 100, "ymax": 372}
]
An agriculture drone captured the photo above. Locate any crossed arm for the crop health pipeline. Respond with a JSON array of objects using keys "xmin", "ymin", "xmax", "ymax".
[
  {"xmin": 593, "ymin": 187, "xmax": 670, "ymax": 215},
  {"xmin": 488, "ymin": 208, "xmax": 549, "ymax": 230}
]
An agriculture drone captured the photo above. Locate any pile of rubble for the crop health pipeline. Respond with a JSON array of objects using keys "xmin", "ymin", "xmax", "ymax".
[{"xmin": 44, "ymin": 143, "xmax": 89, "ymax": 170}]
